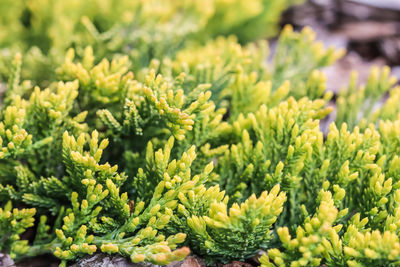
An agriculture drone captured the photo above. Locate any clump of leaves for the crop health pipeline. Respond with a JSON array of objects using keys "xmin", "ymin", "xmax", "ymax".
[{"xmin": 2, "ymin": 1, "xmax": 400, "ymax": 267}]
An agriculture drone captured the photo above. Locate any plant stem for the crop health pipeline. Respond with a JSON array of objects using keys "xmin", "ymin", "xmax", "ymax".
[{"xmin": 15, "ymin": 242, "xmax": 60, "ymax": 261}]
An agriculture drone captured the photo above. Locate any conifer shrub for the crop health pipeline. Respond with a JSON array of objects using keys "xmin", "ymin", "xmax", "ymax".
[{"xmin": 1, "ymin": 1, "xmax": 400, "ymax": 267}]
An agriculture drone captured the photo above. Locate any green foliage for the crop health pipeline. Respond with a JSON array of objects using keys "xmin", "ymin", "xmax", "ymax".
[
  {"xmin": 0, "ymin": 201, "xmax": 35, "ymax": 258},
  {"xmin": 51, "ymin": 131, "xmax": 189, "ymax": 266},
  {"xmin": 269, "ymin": 25, "xmax": 344, "ymax": 95},
  {"xmin": 2, "ymin": 1, "xmax": 400, "ymax": 266},
  {"xmin": 260, "ymin": 187, "xmax": 400, "ymax": 267},
  {"xmin": 0, "ymin": 0, "xmax": 300, "ymax": 83},
  {"xmin": 336, "ymin": 66, "xmax": 398, "ymax": 129},
  {"xmin": 175, "ymin": 184, "xmax": 286, "ymax": 263}
]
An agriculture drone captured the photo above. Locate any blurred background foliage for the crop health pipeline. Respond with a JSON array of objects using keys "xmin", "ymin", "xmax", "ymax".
[{"xmin": 0, "ymin": 0, "xmax": 302, "ymax": 85}]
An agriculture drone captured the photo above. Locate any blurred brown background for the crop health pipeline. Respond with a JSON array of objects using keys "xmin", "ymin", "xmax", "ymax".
[{"xmin": 281, "ymin": 0, "xmax": 400, "ymax": 91}]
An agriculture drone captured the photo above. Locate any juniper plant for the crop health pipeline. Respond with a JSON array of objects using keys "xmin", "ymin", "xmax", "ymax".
[{"xmin": 1, "ymin": 1, "xmax": 400, "ymax": 267}]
